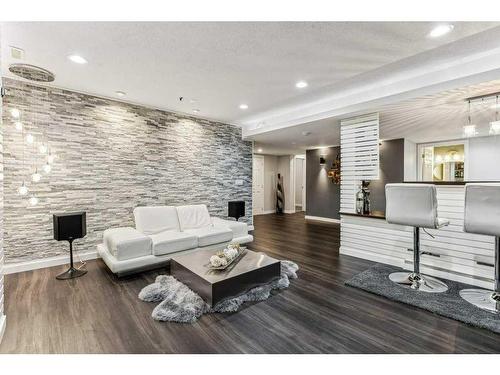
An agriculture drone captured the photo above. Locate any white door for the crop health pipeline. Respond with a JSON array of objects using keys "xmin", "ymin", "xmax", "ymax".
[{"xmin": 253, "ymin": 155, "xmax": 265, "ymax": 215}]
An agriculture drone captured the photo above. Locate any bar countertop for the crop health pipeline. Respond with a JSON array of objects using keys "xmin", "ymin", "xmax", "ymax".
[
  {"xmin": 339, "ymin": 210, "xmax": 386, "ymax": 220},
  {"xmin": 403, "ymin": 181, "xmax": 500, "ymax": 185}
]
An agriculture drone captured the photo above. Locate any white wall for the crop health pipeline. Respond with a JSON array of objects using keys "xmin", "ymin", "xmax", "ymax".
[
  {"xmin": 468, "ymin": 135, "xmax": 500, "ymax": 181},
  {"xmin": 278, "ymin": 155, "xmax": 295, "ymax": 213},
  {"xmin": 263, "ymin": 155, "xmax": 278, "ymax": 212}
]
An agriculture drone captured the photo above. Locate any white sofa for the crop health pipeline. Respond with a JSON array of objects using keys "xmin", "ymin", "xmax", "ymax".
[{"xmin": 98, "ymin": 204, "xmax": 253, "ymax": 275}]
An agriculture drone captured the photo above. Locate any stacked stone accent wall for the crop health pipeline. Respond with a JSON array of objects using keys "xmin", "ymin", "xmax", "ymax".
[{"xmin": 2, "ymin": 78, "xmax": 252, "ymax": 263}]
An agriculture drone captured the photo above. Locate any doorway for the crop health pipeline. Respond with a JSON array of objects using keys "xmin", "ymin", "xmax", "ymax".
[
  {"xmin": 252, "ymin": 155, "xmax": 265, "ymax": 215},
  {"xmin": 294, "ymin": 155, "xmax": 306, "ymax": 212}
]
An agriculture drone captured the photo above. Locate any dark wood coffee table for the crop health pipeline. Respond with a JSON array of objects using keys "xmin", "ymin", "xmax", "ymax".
[{"xmin": 170, "ymin": 248, "xmax": 281, "ymax": 307}]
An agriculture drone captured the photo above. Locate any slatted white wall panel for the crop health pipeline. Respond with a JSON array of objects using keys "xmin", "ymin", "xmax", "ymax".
[
  {"xmin": 340, "ymin": 185, "xmax": 496, "ymax": 289},
  {"xmin": 340, "ymin": 113, "xmax": 379, "ymax": 213}
]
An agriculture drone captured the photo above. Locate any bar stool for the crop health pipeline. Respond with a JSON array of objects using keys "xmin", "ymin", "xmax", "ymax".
[
  {"xmin": 460, "ymin": 183, "xmax": 500, "ymax": 313},
  {"xmin": 385, "ymin": 183, "xmax": 449, "ymax": 293}
]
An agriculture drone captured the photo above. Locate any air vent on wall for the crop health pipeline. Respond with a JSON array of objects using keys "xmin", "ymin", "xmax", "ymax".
[{"xmin": 8, "ymin": 63, "xmax": 55, "ymax": 82}]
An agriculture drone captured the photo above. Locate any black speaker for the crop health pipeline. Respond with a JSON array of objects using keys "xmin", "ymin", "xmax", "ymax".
[
  {"xmin": 53, "ymin": 212, "xmax": 86, "ymax": 241},
  {"xmin": 53, "ymin": 212, "xmax": 87, "ymax": 280},
  {"xmin": 228, "ymin": 201, "xmax": 245, "ymax": 221}
]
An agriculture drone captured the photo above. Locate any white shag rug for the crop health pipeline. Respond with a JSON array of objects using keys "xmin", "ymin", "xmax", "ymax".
[{"xmin": 138, "ymin": 260, "xmax": 299, "ymax": 323}]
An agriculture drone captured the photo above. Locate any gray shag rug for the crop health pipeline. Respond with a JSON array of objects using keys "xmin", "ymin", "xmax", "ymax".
[
  {"xmin": 345, "ymin": 263, "xmax": 500, "ymax": 334},
  {"xmin": 139, "ymin": 260, "xmax": 299, "ymax": 323}
]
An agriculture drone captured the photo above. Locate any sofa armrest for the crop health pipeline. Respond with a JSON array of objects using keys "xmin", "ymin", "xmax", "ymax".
[
  {"xmin": 211, "ymin": 217, "xmax": 249, "ymax": 238},
  {"xmin": 103, "ymin": 227, "xmax": 152, "ymax": 261}
]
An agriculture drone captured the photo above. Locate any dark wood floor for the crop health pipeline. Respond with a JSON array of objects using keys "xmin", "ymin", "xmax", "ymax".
[{"xmin": 1, "ymin": 212, "xmax": 500, "ymax": 353}]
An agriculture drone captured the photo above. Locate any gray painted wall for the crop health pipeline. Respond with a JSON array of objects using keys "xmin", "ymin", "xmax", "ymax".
[
  {"xmin": 306, "ymin": 147, "xmax": 340, "ymax": 220},
  {"xmin": 305, "ymin": 139, "xmax": 405, "ymax": 218},
  {"xmin": 368, "ymin": 138, "xmax": 405, "ymax": 212},
  {"xmin": 2, "ymin": 78, "xmax": 252, "ymax": 263}
]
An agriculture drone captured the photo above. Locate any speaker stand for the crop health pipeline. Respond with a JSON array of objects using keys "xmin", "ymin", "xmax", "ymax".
[{"xmin": 56, "ymin": 238, "xmax": 87, "ymax": 280}]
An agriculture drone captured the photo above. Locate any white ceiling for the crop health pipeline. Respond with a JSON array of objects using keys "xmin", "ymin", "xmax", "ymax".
[
  {"xmin": 253, "ymin": 79, "xmax": 500, "ymax": 155},
  {"xmin": 1, "ymin": 22, "xmax": 499, "ymax": 125}
]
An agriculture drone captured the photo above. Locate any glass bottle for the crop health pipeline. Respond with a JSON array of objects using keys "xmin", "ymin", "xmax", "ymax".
[{"xmin": 356, "ymin": 185, "xmax": 364, "ymax": 214}]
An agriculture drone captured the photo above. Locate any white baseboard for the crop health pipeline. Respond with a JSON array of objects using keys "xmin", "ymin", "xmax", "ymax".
[
  {"xmin": 0, "ymin": 315, "xmax": 6, "ymax": 344},
  {"xmin": 284, "ymin": 209, "xmax": 295, "ymax": 214},
  {"xmin": 305, "ymin": 215, "xmax": 341, "ymax": 223},
  {"xmin": 4, "ymin": 250, "xmax": 100, "ymax": 275}
]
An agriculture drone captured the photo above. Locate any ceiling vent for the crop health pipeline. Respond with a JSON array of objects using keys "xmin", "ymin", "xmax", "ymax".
[
  {"xmin": 9, "ymin": 64, "xmax": 55, "ymax": 82},
  {"xmin": 10, "ymin": 46, "xmax": 24, "ymax": 60}
]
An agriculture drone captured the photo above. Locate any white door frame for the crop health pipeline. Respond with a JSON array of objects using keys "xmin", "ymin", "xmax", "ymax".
[{"xmin": 293, "ymin": 155, "xmax": 306, "ymax": 212}]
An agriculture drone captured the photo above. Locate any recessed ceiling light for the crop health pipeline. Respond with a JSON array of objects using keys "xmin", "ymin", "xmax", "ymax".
[
  {"xmin": 192, "ymin": 109, "xmax": 200, "ymax": 113},
  {"xmin": 302, "ymin": 131, "xmax": 312, "ymax": 136},
  {"xmin": 429, "ymin": 24, "xmax": 454, "ymax": 38},
  {"xmin": 257, "ymin": 148, "xmax": 263, "ymax": 153},
  {"xmin": 292, "ymin": 142, "xmax": 297, "ymax": 145},
  {"xmin": 295, "ymin": 81, "xmax": 308, "ymax": 89},
  {"xmin": 68, "ymin": 54, "xmax": 88, "ymax": 64},
  {"xmin": 239, "ymin": 104, "xmax": 249, "ymax": 110},
  {"xmin": 115, "ymin": 91, "xmax": 126, "ymax": 97}
]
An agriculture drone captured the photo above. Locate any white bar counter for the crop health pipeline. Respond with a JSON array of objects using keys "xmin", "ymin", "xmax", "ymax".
[{"xmin": 340, "ymin": 182, "xmax": 497, "ymax": 289}]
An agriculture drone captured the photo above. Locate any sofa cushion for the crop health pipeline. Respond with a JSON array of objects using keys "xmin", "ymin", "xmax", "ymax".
[
  {"xmin": 176, "ymin": 204, "xmax": 212, "ymax": 231},
  {"xmin": 211, "ymin": 217, "xmax": 249, "ymax": 239},
  {"xmin": 149, "ymin": 231, "xmax": 198, "ymax": 256},
  {"xmin": 133, "ymin": 206, "xmax": 180, "ymax": 235},
  {"xmin": 103, "ymin": 227, "xmax": 152, "ymax": 261},
  {"xmin": 186, "ymin": 226, "xmax": 233, "ymax": 247}
]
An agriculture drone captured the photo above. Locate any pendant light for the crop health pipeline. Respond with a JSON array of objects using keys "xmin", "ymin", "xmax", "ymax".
[
  {"xmin": 26, "ymin": 133, "xmax": 35, "ymax": 144},
  {"xmin": 490, "ymin": 95, "xmax": 500, "ymax": 135},
  {"xmin": 39, "ymin": 144, "xmax": 47, "ymax": 154},
  {"xmin": 15, "ymin": 121, "xmax": 23, "ymax": 131},
  {"xmin": 463, "ymin": 100, "xmax": 477, "ymax": 138}
]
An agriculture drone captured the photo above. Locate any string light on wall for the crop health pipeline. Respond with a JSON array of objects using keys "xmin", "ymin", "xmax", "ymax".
[
  {"xmin": 42, "ymin": 162, "xmax": 51, "ymax": 174},
  {"xmin": 28, "ymin": 195, "xmax": 39, "ymax": 206}
]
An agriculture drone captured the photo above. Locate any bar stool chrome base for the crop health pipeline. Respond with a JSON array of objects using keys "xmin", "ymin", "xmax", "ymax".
[
  {"xmin": 389, "ymin": 272, "xmax": 449, "ymax": 293},
  {"xmin": 459, "ymin": 289, "xmax": 500, "ymax": 313}
]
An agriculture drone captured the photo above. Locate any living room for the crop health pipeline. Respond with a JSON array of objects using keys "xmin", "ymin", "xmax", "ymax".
[{"xmin": 2, "ymin": 1, "xmax": 500, "ymax": 373}]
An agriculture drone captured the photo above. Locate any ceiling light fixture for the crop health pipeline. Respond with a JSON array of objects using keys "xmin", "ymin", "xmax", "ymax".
[
  {"xmin": 490, "ymin": 95, "xmax": 500, "ymax": 135},
  {"xmin": 68, "ymin": 54, "xmax": 88, "ymax": 64},
  {"xmin": 257, "ymin": 148, "xmax": 263, "ymax": 153},
  {"xmin": 115, "ymin": 91, "xmax": 126, "ymax": 97},
  {"xmin": 15, "ymin": 121, "xmax": 23, "ymax": 131},
  {"xmin": 429, "ymin": 24, "xmax": 454, "ymax": 38},
  {"xmin": 192, "ymin": 109, "xmax": 200, "ymax": 113},
  {"xmin": 295, "ymin": 81, "xmax": 308, "ymax": 89},
  {"xmin": 239, "ymin": 104, "xmax": 249, "ymax": 110},
  {"xmin": 302, "ymin": 131, "xmax": 311, "ymax": 136}
]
